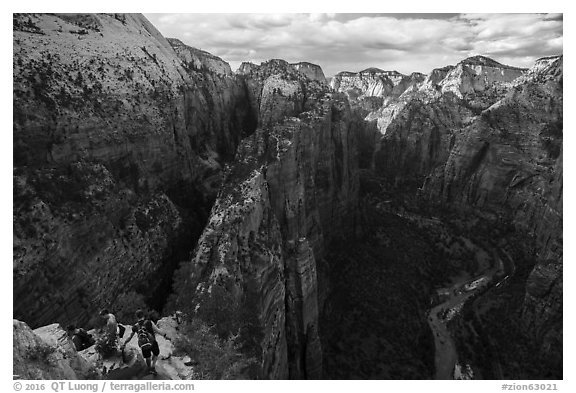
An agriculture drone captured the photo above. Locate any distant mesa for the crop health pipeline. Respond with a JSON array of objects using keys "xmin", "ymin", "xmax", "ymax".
[
  {"xmin": 236, "ymin": 59, "xmax": 327, "ymax": 84},
  {"xmin": 290, "ymin": 61, "xmax": 327, "ymax": 83},
  {"xmin": 335, "ymin": 68, "xmax": 405, "ymax": 78},
  {"xmin": 459, "ymin": 55, "xmax": 527, "ymax": 71},
  {"xmin": 359, "ymin": 67, "xmax": 386, "ymax": 74},
  {"xmin": 359, "ymin": 68, "xmax": 403, "ymax": 77}
]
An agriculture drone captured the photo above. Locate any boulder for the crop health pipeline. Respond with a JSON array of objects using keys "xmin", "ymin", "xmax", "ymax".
[{"xmin": 13, "ymin": 320, "xmax": 99, "ymax": 379}]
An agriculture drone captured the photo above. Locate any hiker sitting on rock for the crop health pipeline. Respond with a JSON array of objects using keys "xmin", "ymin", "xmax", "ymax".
[
  {"xmin": 66, "ymin": 324, "xmax": 95, "ymax": 351},
  {"xmin": 121, "ymin": 309, "xmax": 168, "ymax": 375}
]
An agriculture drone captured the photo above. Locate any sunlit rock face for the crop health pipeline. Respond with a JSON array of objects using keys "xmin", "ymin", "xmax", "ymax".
[
  {"xmin": 13, "ymin": 13, "xmax": 252, "ymax": 328},
  {"xmin": 423, "ymin": 57, "xmax": 561, "ymax": 223},
  {"xmin": 330, "ymin": 67, "xmax": 425, "ymax": 104},
  {"xmin": 338, "ymin": 54, "xmax": 561, "ymax": 374},
  {"xmin": 354, "ymin": 56, "xmax": 527, "ymax": 189},
  {"xmin": 427, "ymin": 56, "xmax": 563, "ymax": 372},
  {"xmin": 437, "ymin": 56, "xmax": 526, "ymax": 99},
  {"xmin": 290, "ymin": 62, "xmax": 327, "ymax": 83},
  {"xmin": 168, "ymin": 38, "xmax": 232, "ymax": 76},
  {"xmin": 13, "ymin": 319, "xmax": 99, "ymax": 379},
  {"xmin": 172, "ymin": 60, "xmax": 360, "ymax": 379},
  {"xmin": 377, "ymin": 55, "xmax": 563, "ymax": 370}
]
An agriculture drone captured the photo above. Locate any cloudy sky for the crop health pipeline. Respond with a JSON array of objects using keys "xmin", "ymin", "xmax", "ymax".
[{"xmin": 144, "ymin": 13, "xmax": 563, "ymax": 76}]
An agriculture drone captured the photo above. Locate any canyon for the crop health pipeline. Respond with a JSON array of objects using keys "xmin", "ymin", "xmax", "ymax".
[{"xmin": 13, "ymin": 13, "xmax": 562, "ymax": 380}]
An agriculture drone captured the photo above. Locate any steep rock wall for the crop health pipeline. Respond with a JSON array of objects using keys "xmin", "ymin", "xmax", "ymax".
[
  {"xmin": 237, "ymin": 59, "xmax": 328, "ymax": 128},
  {"xmin": 348, "ymin": 54, "xmax": 561, "ymax": 373},
  {"xmin": 170, "ymin": 61, "xmax": 359, "ymax": 378},
  {"xmin": 422, "ymin": 56, "xmax": 563, "ymax": 367},
  {"xmin": 364, "ymin": 56, "xmax": 525, "ymax": 188},
  {"xmin": 13, "ymin": 13, "xmax": 252, "ymax": 328}
]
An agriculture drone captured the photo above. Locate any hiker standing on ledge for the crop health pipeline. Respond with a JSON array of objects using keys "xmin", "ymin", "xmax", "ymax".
[
  {"xmin": 99, "ymin": 309, "xmax": 119, "ymax": 344},
  {"xmin": 121, "ymin": 309, "xmax": 168, "ymax": 375}
]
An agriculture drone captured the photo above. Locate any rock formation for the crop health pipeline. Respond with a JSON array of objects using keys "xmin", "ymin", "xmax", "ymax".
[
  {"xmin": 13, "ymin": 13, "xmax": 253, "ymax": 328},
  {"xmin": 13, "ymin": 13, "xmax": 362, "ymax": 380},
  {"xmin": 330, "ymin": 67, "xmax": 425, "ymax": 107},
  {"xmin": 437, "ymin": 55, "xmax": 526, "ymax": 99},
  {"xmin": 169, "ymin": 60, "xmax": 359, "ymax": 379},
  {"xmin": 13, "ymin": 319, "xmax": 99, "ymax": 379},
  {"xmin": 347, "ymin": 56, "xmax": 529, "ymax": 189},
  {"xmin": 343, "ymin": 53, "xmax": 562, "ymax": 376},
  {"xmin": 13, "ymin": 316, "xmax": 199, "ymax": 380},
  {"xmin": 424, "ymin": 56, "xmax": 563, "ymax": 368},
  {"xmin": 168, "ymin": 38, "xmax": 233, "ymax": 76},
  {"xmin": 290, "ymin": 62, "xmax": 327, "ymax": 83}
]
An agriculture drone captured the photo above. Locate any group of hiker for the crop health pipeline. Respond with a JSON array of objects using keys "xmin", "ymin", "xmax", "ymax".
[{"xmin": 66, "ymin": 308, "xmax": 168, "ymax": 375}]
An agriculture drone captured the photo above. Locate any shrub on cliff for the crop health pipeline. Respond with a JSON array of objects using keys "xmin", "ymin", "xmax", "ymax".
[
  {"xmin": 167, "ymin": 262, "xmax": 264, "ymax": 360},
  {"xmin": 173, "ymin": 317, "xmax": 258, "ymax": 379},
  {"xmin": 26, "ymin": 342, "xmax": 56, "ymax": 362},
  {"xmin": 196, "ymin": 284, "xmax": 241, "ymax": 339}
]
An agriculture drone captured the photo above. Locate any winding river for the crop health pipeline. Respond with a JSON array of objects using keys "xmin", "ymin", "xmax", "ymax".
[
  {"xmin": 389, "ymin": 208, "xmax": 517, "ymax": 379},
  {"xmin": 427, "ymin": 250, "xmax": 512, "ymax": 379}
]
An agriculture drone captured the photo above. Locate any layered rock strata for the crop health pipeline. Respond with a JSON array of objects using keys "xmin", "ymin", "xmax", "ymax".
[
  {"xmin": 13, "ymin": 13, "xmax": 252, "ymax": 327},
  {"xmin": 171, "ymin": 61, "xmax": 359, "ymax": 379},
  {"xmin": 423, "ymin": 57, "xmax": 563, "ymax": 365},
  {"xmin": 330, "ymin": 67, "xmax": 425, "ymax": 104},
  {"xmin": 346, "ymin": 54, "xmax": 562, "ymax": 373},
  {"xmin": 360, "ymin": 56, "xmax": 528, "ymax": 188}
]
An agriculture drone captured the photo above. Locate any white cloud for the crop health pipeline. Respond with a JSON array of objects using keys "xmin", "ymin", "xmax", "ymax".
[{"xmin": 145, "ymin": 13, "xmax": 563, "ymax": 76}]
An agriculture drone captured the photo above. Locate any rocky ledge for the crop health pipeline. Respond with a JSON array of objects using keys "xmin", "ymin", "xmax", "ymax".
[{"xmin": 14, "ymin": 316, "xmax": 198, "ymax": 380}]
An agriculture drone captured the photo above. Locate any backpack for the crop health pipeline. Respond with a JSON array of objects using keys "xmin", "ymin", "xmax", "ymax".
[{"xmin": 136, "ymin": 320, "xmax": 154, "ymax": 349}]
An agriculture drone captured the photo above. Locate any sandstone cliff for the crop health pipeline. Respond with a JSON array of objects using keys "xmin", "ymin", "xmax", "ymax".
[
  {"xmin": 170, "ymin": 60, "xmax": 359, "ymax": 379},
  {"xmin": 13, "ymin": 13, "xmax": 252, "ymax": 328},
  {"xmin": 330, "ymin": 67, "xmax": 425, "ymax": 108},
  {"xmin": 168, "ymin": 38, "xmax": 233, "ymax": 76},
  {"xmin": 437, "ymin": 56, "xmax": 526, "ymax": 99},
  {"xmin": 360, "ymin": 56, "xmax": 527, "ymax": 189},
  {"xmin": 13, "ymin": 319, "xmax": 99, "ymax": 379},
  {"xmin": 290, "ymin": 62, "xmax": 327, "ymax": 83},
  {"xmin": 423, "ymin": 56, "xmax": 563, "ymax": 367},
  {"xmin": 13, "ymin": 14, "xmax": 360, "ymax": 380},
  {"xmin": 338, "ymin": 54, "xmax": 561, "ymax": 376},
  {"xmin": 354, "ymin": 54, "xmax": 561, "ymax": 375}
]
